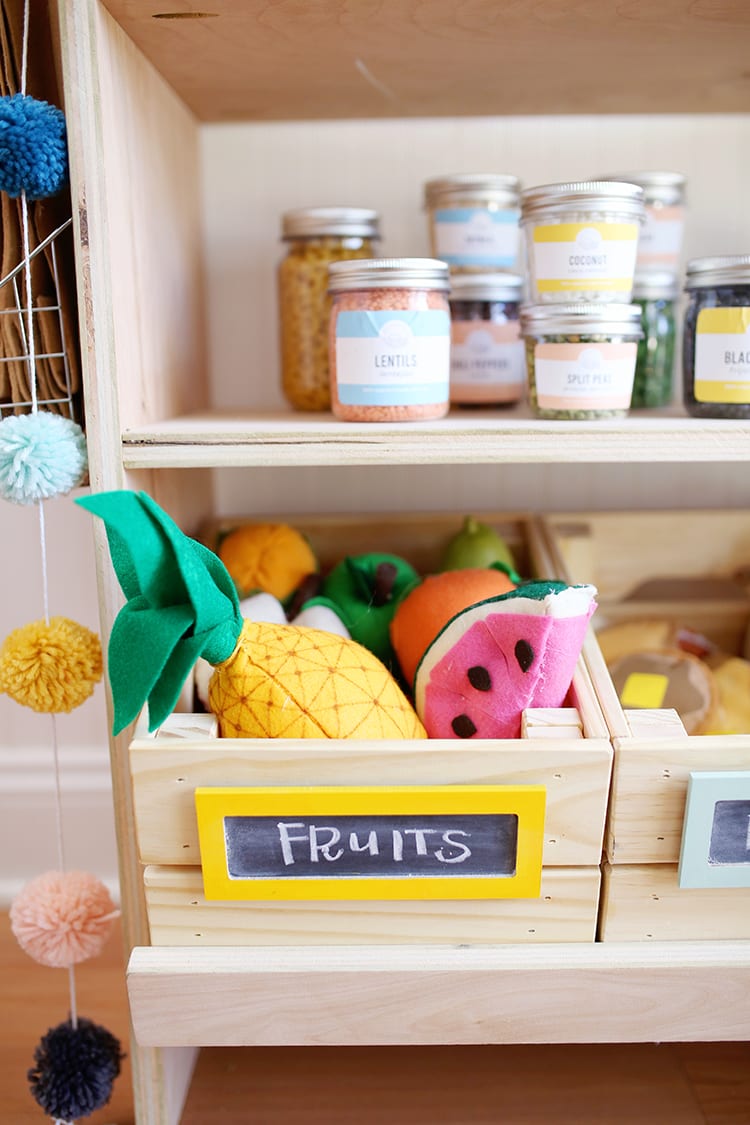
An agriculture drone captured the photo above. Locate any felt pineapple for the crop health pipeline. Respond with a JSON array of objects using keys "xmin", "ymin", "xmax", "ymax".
[{"xmin": 77, "ymin": 491, "xmax": 425, "ymax": 740}]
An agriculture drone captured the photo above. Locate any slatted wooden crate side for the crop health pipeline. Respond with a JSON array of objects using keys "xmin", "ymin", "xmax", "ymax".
[
  {"xmin": 143, "ymin": 864, "xmax": 601, "ymax": 947},
  {"xmin": 600, "ymin": 863, "xmax": 750, "ymax": 942}
]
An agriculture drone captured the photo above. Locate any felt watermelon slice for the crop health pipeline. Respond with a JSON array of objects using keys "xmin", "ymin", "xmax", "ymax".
[{"xmin": 414, "ymin": 581, "xmax": 597, "ymax": 740}]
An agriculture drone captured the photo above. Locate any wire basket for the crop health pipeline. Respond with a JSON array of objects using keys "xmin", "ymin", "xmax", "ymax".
[{"xmin": 0, "ymin": 215, "xmax": 82, "ymax": 423}]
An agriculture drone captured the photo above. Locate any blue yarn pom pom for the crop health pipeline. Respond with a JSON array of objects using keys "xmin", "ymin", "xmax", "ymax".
[
  {"xmin": 0, "ymin": 412, "xmax": 87, "ymax": 504},
  {"xmin": 28, "ymin": 1016, "xmax": 124, "ymax": 1120},
  {"xmin": 0, "ymin": 93, "xmax": 67, "ymax": 199}
]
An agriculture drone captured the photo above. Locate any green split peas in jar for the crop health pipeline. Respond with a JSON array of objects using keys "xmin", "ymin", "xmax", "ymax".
[
  {"xmin": 631, "ymin": 273, "xmax": 678, "ymax": 408},
  {"xmin": 520, "ymin": 304, "xmax": 643, "ymax": 419},
  {"xmin": 278, "ymin": 207, "xmax": 380, "ymax": 411}
]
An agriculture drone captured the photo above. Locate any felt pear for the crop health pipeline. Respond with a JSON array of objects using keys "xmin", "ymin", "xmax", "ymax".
[{"xmin": 77, "ymin": 491, "xmax": 424, "ymax": 740}]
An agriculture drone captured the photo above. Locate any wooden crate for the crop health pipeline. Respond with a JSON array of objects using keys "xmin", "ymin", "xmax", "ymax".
[
  {"xmin": 542, "ymin": 510, "xmax": 750, "ymax": 941},
  {"xmin": 130, "ymin": 512, "xmax": 611, "ymax": 947}
]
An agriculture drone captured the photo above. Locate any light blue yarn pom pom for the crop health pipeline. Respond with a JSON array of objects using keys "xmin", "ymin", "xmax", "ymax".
[
  {"xmin": 0, "ymin": 94, "xmax": 67, "ymax": 199},
  {"xmin": 0, "ymin": 412, "xmax": 87, "ymax": 504}
]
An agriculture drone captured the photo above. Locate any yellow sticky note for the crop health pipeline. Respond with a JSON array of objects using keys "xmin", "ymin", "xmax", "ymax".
[{"xmin": 620, "ymin": 672, "xmax": 669, "ymax": 709}]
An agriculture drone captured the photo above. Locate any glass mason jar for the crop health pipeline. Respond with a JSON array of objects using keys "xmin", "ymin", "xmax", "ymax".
[
  {"xmin": 520, "ymin": 181, "xmax": 645, "ymax": 303},
  {"xmin": 520, "ymin": 303, "xmax": 643, "ymax": 420},
  {"xmin": 278, "ymin": 207, "xmax": 380, "ymax": 411},
  {"xmin": 448, "ymin": 272, "xmax": 525, "ymax": 406},
  {"xmin": 683, "ymin": 255, "xmax": 750, "ymax": 419},
  {"xmin": 631, "ymin": 272, "xmax": 678, "ymax": 408},
  {"xmin": 328, "ymin": 258, "xmax": 451, "ymax": 422},
  {"xmin": 423, "ymin": 174, "xmax": 521, "ymax": 273},
  {"xmin": 596, "ymin": 171, "xmax": 686, "ymax": 275}
]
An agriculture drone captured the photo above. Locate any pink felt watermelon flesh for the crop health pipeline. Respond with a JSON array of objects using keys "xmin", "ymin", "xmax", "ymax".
[{"xmin": 414, "ymin": 582, "xmax": 597, "ymax": 740}]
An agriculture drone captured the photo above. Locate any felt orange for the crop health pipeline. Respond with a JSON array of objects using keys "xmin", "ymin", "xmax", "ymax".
[{"xmin": 390, "ymin": 567, "xmax": 516, "ymax": 688}]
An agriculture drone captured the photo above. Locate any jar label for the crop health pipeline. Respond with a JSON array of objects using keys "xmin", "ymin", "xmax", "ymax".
[
  {"xmin": 335, "ymin": 310, "xmax": 450, "ymax": 406},
  {"xmin": 433, "ymin": 208, "xmax": 520, "ymax": 267},
  {"xmin": 450, "ymin": 321, "xmax": 525, "ymax": 402},
  {"xmin": 637, "ymin": 205, "xmax": 685, "ymax": 269},
  {"xmin": 694, "ymin": 307, "xmax": 750, "ymax": 404},
  {"xmin": 531, "ymin": 222, "xmax": 639, "ymax": 294},
  {"xmin": 534, "ymin": 342, "xmax": 637, "ymax": 409}
]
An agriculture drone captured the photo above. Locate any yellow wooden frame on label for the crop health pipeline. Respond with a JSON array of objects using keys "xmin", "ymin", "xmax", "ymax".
[{"xmin": 195, "ymin": 785, "xmax": 546, "ymax": 902}]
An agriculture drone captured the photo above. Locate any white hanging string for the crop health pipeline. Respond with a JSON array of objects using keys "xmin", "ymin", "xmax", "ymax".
[{"xmin": 18, "ymin": 0, "xmax": 79, "ymax": 1052}]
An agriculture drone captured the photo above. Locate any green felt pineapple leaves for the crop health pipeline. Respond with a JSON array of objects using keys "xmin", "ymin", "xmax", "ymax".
[{"xmin": 77, "ymin": 490, "xmax": 242, "ymax": 734}]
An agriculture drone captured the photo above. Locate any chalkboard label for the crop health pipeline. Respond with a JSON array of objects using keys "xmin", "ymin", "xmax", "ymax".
[
  {"xmin": 679, "ymin": 771, "xmax": 750, "ymax": 889},
  {"xmin": 195, "ymin": 785, "xmax": 546, "ymax": 901}
]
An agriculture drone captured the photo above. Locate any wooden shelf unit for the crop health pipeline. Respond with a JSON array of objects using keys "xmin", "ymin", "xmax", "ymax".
[{"xmin": 58, "ymin": 2, "xmax": 750, "ymax": 1123}]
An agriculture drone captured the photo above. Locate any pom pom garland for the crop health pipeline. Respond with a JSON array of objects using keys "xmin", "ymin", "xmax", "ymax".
[
  {"xmin": 0, "ymin": 412, "xmax": 87, "ymax": 504},
  {"xmin": 0, "ymin": 93, "xmax": 67, "ymax": 199},
  {"xmin": 28, "ymin": 1017, "xmax": 124, "ymax": 1120},
  {"xmin": 0, "ymin": 616, "xmax": 102, "ymax": 712},
  {"xmin": 10, "ymin": 871, "xmax": 119, "ymax": 968}
]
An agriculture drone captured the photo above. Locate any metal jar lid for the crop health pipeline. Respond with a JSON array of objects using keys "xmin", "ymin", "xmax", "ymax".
[
  {"xmin": 520, "ymin": 303, "xmax": 644, "ymax": 337},
  {"xmin": 281, "ymin": 207, "xmax": 380, "ymax": 239},
  {"xmin": 328, "ymin": 258, "xmax": 450, "ymax": 292},
  {"xmin": 520, "ymin": 181, "xmax": 646, "ymax": 222},
  {"xmin": 449, "ymin": 272, "xmax": 524, "ymax": 303},
  {"xmin": 632, "ymin": 272, "xmax": 680, "ymax": 301},
  {"xmin": 684, "ymin": 255, "xmax": 750, "ymax": 290},
  {"xmin": 595, "ymin": 171, "xmax": 686, "ymax": 207},
  {"xmin": 424, "ymin": 174, "xmax": 521, "ymax": 209}
]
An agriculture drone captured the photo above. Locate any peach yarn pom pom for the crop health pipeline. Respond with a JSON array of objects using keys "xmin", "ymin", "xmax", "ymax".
[
  {"xmin": 0, "ymin": 616, "xmax": 102, "ymax": 712},
  {"xmin": 10, "ymin": 871, "xmax": 119, "ymax": 968}
]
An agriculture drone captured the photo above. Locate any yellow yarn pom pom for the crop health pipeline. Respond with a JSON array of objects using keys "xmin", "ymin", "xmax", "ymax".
[{"xmin": 0, "ymin": 617, "xmax": 103, "ymax": 713}]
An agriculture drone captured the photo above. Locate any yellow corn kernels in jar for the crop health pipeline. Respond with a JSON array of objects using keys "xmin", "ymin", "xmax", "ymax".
[
  {"xmin": 278, "ymin": 207, "xmax": 380, "ymax": 411},
  {"xmin": 328, "ymin": 258, "xmax": 451, "ymax": 422}
]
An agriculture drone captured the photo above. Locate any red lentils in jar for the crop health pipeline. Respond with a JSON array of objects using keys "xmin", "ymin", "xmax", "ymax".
[{"xmin": 327, "ymin": 258, "xmax": 451, "ymax": 422}]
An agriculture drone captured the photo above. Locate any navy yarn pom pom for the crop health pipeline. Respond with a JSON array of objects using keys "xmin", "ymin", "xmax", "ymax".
[
  {"xmin": 0, "ymin": 93, "xmax": 67, "ymax": 199},
  {"xmin": 28, "ymin": 1016, "xmax": 124, "ymax": 1120}
]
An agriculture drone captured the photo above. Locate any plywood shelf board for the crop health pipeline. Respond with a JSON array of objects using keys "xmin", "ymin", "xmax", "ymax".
[
  {"xmin": 127, "ymin": 941, "xmax": 750, "ymax": 1047},
  {"xmin": 121, "ymin": 410, "xmax": 750, "ymax": 468},
  {"xmin": 101, "ymin": 1, "xmax": 750, "ymax": 121}
]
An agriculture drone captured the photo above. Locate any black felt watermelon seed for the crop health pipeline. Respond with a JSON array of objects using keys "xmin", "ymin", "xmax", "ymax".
[
  {"xmin": 467, "ymin": 665, "xmax": 492, "ymax": 691},
  {"xmin": 451, "ymin": 714, "xmax": 477, "ymax": 738},
  {"xmin": 515, "ymin": 639, "xmax": 534, "ymax": 673}
]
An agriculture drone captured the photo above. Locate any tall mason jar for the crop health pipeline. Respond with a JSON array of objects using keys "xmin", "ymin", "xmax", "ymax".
[{"xmin": 278, "ymin": 207, "xmax": 380, "ymax": 411}]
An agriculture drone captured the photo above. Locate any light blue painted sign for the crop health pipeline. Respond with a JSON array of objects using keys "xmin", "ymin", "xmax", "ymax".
[{"xmin": 678, "ymin": 770, "xmax": 750, "ymax": 889}]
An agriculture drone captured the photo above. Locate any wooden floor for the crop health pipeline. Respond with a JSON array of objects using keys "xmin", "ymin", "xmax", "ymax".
[{"xmin": 3, "ymin": 911, "xmax": 750, "ymax": 1123}]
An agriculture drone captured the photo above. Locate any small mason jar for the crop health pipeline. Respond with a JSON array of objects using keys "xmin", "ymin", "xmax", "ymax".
[
  {"xmin": 683, "ymin": 255, "xmax": 750, "ymax": 419},
  {"xmin": 631, "ymin": 272, "xmax": 679, "ymax": 409},
  {"xmin": 423, "ymin": 174, "xmax": 521, "ymax": 273},
  {"xmin": 520, "ymin": 303, "xmax": 643, "ymax": 420},
  {"xmin": 520, "ymin": 181, "xmax": 645, "ymax": 303},
  {"xmin": 597, "ymin": 171, "xmax": 686, "ymax": 275},
  {"xmin": 448, "ymin": 273, "xmax": 525, "ymax": 406},
  {"xmin": 278, "ymin": 207, "xmax": 380, "ymax": 411},
  {"xmin": 328, "ymin": 258, "xmax": 451, "ymax": 422}
]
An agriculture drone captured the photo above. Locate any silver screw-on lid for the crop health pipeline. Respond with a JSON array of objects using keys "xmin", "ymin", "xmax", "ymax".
[
  {"xmin": 281, "ymin": 207, "xmax": 380, "ymax": 239},
  {"xmin": 595, "ymin": 171, "xmax": 686, "ymax": 207},
  {"xmin": 520, "ymin": 302, "xmax": 644, "ymax": 337},
  {"xmin": 685, "ymin": 255, "xmax": 750, "ymax": 289},
  {"xmin": 449, "ymin": 272, "xmax": 524, "ymax": 302},
  {"xmin": 424, "ymin": 174, "xmax": 521, "ymax": 209},
  {"xmin": 520, "ymin": 181, "xmax": 645, "ymax": 222},
  {"xmin": 632, "ymin": 272, "xmax": 680, "ymax": 301},
  {"xmin": 328, "ymin": 258, "xmax": 450, "ymax": 292}
]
